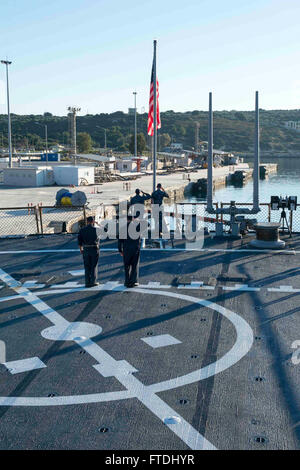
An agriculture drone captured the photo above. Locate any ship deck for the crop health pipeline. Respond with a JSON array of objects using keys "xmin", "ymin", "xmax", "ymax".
[{"xmin": 0, "ymin": 233, "xmax": 300, "ymax": 450}]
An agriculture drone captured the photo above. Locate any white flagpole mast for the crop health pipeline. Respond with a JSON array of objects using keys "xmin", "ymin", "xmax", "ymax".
[{"xmin": 153, "ymin": 39, "xmax": 157, "ymax": 193}]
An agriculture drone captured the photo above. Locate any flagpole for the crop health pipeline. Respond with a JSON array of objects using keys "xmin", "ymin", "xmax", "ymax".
[{"xmin": 153, "ymin": 39, "xmax": 157, "ymax": 193}]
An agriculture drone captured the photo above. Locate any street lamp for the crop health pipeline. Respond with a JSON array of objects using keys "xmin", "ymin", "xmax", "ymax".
[
  {"xmin": 1, "ymin": 60, "xmax": 12, "ymax": 168},
  {"xmin": 95, "ymin": 126, "xmax": 107, "ymax": 153},
  {"xmin": 133, "ymin": 91, "xmax": 137, "ymax": 158},
  {"xmin": 35, "ymin": 122, "xmax": 48, "ymax": 163},
  {"xmin": 102, "ymin": 128, "xmax": 107, "ymax": 152}
]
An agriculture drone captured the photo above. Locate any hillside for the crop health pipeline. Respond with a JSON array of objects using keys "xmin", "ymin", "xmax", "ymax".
[{"xmin": 0, "ymin": 109, "xmax": 300, "ymax": 153}]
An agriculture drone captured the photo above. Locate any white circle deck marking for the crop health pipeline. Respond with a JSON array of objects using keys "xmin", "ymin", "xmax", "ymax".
[
  {"xmin": 0, "ymin": 268, "xmax": 254, "ymax": 450},
  {"xmin": 0, "ymin": 286, "xmax": 253, "ymax": 404},
  {"xmin": 41, "ymin": 322, "xmax": 102, "ymax": 341}
]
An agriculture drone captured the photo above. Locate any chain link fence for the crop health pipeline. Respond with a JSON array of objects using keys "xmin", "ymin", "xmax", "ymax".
[
  {"xmin": 0, "ymin": 207, "xmax": 40, "ymax": 237},
  {"xmin": 0, "ymin": 205, "xmax": 87, "ymax": 238},
  {"xmin": 38, "ymin": 206, "xmax": 87, "ymax": 234},
  {"xmin": 170, "ymin": 202, "xmax": 300, "ymax": 233},
  {"xmin": 0, "ymin": 202, "xmax": 300, "ymax": 238}
]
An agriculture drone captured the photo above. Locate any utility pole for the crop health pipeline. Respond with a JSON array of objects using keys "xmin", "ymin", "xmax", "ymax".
[
  {"xmin": 1, "ymin": 60, "xmax": 12, "ymax": 168},
  {"xmin": 67, "ymin": 106, "xmax": 81, "ymax": 164},
  {"xmin": 133, "ymin": 91, "xmax": 137, "ymax": 158},
  {"xmin": 195, "ymin": 122, "xmax": 200, "ymax": 153},
  {"xmin": 35, "ymin": 122, "xmax": 48, "ymax": 163},
  {"xmin": 45, "ymin": 124, "xmax": 48, "ymax": 164}
]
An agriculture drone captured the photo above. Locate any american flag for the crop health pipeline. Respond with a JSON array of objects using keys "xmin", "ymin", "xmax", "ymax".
[{"xmin": 147, "ymin": 62, "xmax": 161, "ymax": 136}]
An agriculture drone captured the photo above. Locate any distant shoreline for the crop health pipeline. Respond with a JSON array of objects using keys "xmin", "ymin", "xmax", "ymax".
[{"xmin": 241, "ymin": 153, "xmax": 300, "ymax": 159}]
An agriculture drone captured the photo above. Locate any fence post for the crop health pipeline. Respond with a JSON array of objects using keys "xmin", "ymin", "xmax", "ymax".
[
  {"xmin": 34, "ymin": 206, "xmax": 40, "ymax": 234},
  {"xmin": 39, "ymin": 205, "xmax": 44, "ymax": 236},
  {"xmin": 268, "ymin": 203, "xmax": 271, "ymax": 222},
  {"xmin": 221, "ymin": 203, "xmax": 224, "ymax": 224},
  {"xmin": 290, "ymin": 209, "xmax": 293, "ymax": 233}
]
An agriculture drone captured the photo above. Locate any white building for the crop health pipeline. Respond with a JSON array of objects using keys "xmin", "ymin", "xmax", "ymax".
[
  {"xmin": 116, "ymin": 159, "xmax": 137, "ymax": 172},
  {"xmin": 284, "ymin": 121, "xmax": 300, "ymax": 132},
  {"xmin": 170, "ymin": 143, "xmax": 183, "ymax": 150},
  {"xmin": 3, "ymin": 167, "xmax": 54, "ymax": 187},
  {"xmin": 53, "ymin": 166, "xmax": 94, "ymax": 185},
  {"xmin": 77, "ymin": 154, "xmax": 116, "ymax": 171}
]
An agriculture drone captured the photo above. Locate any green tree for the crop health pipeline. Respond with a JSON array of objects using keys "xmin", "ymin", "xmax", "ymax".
[
  {"xmin": 159, "ymin": 133, "xmax": 171, "ymax": 149},
  {"xmin": 77, "ymin": 132, "xmax": 92, "ymax": 153},
  {"xmin": 129, "ymin": 133, "xmax": 146, "ymax": 155},
  {"xmin": 234, "ymin": 112, "xmax": 246, "ymax": 121}
]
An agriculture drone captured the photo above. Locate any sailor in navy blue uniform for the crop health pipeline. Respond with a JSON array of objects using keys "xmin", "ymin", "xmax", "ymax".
[
  {"xmin": 118, "ymin": 216, "xmax": 141, "ymax": 288},
  {"xmin": 130, "ymin": 188, "xmax": 151, "ymax": 206},
  {"xmin": 78, "ymin": 216, "xmax": 100, "ymax": 288},
  {"xmin": 151, "ymin": 183, "xmax": 169, "ymax": 236},
  {"xmin": 130, "ymin": 188, "xmax": 151, "ymax": 218}
]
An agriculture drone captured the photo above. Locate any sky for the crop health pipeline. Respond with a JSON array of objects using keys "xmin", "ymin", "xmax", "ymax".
[{"xmin": 0, "ymin": 0, "xmax": 299, "ymax": 115}]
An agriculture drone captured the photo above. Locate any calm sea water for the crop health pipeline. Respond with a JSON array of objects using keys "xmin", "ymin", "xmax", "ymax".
[{"xmin": 186, "ymin": 157, "xmax": 300, "ymax": 204}]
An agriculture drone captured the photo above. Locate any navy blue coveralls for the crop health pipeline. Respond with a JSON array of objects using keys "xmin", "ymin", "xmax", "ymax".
[
  {"xmin": 118, "ymin": 222, "xmax": 141, "ymax": 287},
  {"xmin": 151, "ymin": 189, "xmax": 169, "ymax": 235},
  {"xmin": 130, "ymin": 193, "xmax": 151, "ymax": 217},
  {"xmin": 78, "ymin": 224, "xmax": 100, "ymax": 287}
]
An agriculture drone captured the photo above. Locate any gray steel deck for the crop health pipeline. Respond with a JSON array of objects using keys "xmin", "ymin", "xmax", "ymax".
[{"xmin": 0, "ymin": 234, "xmax": 299, "ymax": 450}]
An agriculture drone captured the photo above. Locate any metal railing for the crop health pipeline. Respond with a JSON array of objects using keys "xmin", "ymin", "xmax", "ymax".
[
  {"xmin": 0, "ymin": 205, "xmax": 87, "ymax": 238},
  {"xmin": 0, "ymin": 206, "xmax": 40, "ymax": 237},
  {"xmin": 0, "ymin": 202, "xmax": 300, "ymax": 238},
  {"xmin": 170, "ymin": 202, "xmax": 300, "ymax": 233},
  {"xmin": 38, "ymin": 205, "xmax": 87, "ymax": 235}
]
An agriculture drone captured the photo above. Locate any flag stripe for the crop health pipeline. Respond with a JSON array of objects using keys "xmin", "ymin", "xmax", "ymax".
[{"xmin": 147, "ymin": 62, "xmax": 161, "ymax": 136}]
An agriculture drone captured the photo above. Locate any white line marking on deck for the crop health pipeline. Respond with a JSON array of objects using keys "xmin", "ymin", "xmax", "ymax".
[
  {"xmin": 41, "ymin": 322, "xmax": 102, "ymax": 341},
  {"xmin": 50, "ymin": 282, "xmax": 84, "ymax": 289},
  {"xmin": 222, "ymin": 284, "xmax": 261, "ymax": 292},
  {"xmin": 3, "ymin": 357, "xmax": 46, "ymax": 375},
  {"xmin": 267, "ymin": 285, "xmax": 300, "ymax": 293},
  {"xmin": 94, "ymin": 360, "xmax": 138, "ymax": 377},
  {"xmin": 178, "ymin": 283, "xmax": 214, "ymax": 290},
  {"xmin": 68, "ymin": 270, "xmax": 84, "ymax": 276},
  {"xmin": 3, "ymin": 278, "xmax": 300, "ymax": 301},
  {"xmin": 22, "ymin": 281, "xmax": 45, "ymax": 289},
  {"xmin": 0, "ymin": 268, "xmax": 218, "ymax": 450},
  {"xmin": 0, "ymin": 247, "xmax": 298, "ymax": 254},
  {"xmin": 0, "ymin": 270, "xmax": 254, "ymax": 449},
  {"xmin": 141, "ymin": 334, "xmax": 182, "ymax": 349}
]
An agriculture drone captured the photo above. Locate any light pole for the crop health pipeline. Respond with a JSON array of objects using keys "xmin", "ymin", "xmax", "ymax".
[
  {"xmin": 35, "ymin": 122, "xmax": 48, "ymax": 163},
  {"xmin": 1, "ymin": 60, "xmax": 12, "ymax": 168},
  {"xmin": 133, "ymin": 91, "xmax": 137, "ymax": 158},
  {"xmin": 67, "ymin": 106, "xmax": 80, "ymax": 165},
  {"xmin": 95, "ymin": 126, "xmax": 108, "ymax": 154},
  {"xmin": 45, "ymin": 124, "xmax": 48, "ymax": 163},
  {"xmin": 104, "ymin": 128, "xmax": 107, "ymax": 153}
]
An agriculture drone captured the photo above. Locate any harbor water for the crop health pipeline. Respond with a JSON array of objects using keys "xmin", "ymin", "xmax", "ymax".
[{"xmin": 186, "ymin": 157, "xmax": 300, "ymax": 204}]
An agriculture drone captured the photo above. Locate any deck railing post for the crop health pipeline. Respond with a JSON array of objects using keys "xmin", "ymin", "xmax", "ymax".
[
  {"xmin": 253, "ymin": 91, "xmax": 260, "ymax": 213},
  {"xmin": 39, "ymin": 205, "xmax": 44, "ymax": 236},
  {"xmin": 34, "ymin": 206, "xmax": 40, "ymax": 234},
  {"xmin": 206, "ymin": 92, "xmax": 214, "ymax": 213}
]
